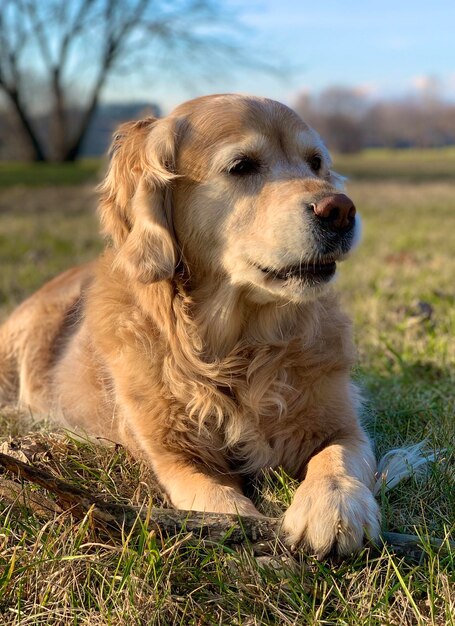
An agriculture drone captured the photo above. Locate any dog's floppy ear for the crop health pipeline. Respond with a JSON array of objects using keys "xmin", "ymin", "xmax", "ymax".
[{"xmin": 98, "ymin": 117, "xmax": 179, "ymax": 283}]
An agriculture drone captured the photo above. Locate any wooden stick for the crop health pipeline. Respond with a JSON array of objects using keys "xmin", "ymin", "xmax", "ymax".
[
  {"xmin": 0, "ymin": 477, "xmax": 62, "ymax": 516},
  {"xmin": 0, "ymin": 451, "xmax": 277, "ymax": 543},
  {"xmin": 1, "ymin": 451, "xmax": 453, "ymax": 556}
]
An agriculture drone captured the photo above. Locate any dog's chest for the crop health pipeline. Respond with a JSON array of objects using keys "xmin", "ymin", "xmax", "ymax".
[{"xmin": 220, "ymin": 361, "xmax": 328, "ymax": 476}]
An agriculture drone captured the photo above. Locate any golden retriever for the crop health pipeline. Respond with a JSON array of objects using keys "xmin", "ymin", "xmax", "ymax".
[{"xmin": 0, "ymin": 94, "xmax": 380, "ymax": 558}]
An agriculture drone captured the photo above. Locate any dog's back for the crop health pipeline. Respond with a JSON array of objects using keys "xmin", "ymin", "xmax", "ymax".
[{"xmin": 0, "ymin": 263, "xmax": 93, "ymax": 411}]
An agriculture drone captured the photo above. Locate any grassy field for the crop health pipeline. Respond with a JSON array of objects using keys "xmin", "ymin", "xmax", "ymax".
[
  {"xmin": 0, "ymin": 150, "xmax": 454, "ymax": 625},
  {"xmin": 0, "ymin": 160, "xmax": 102, "ymax": 189},
  {"xmin": 335, "ymin": 147, "xmax": 455, "ymax": 182}
]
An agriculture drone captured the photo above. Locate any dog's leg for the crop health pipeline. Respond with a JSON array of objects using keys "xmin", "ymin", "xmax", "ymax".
[
  {"xmin": 148, "ymin": 452, "xmax": 263, "ymax": 517},
  {"xmin": 282, "ymin": 430, "xmax": 380, "ymax": 558},
  {"xmin": 119, "ymin": 417, "xmax": 262, "ymax": 517}
]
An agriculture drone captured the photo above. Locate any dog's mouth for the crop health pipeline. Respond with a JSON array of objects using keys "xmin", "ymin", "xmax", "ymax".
[{"xmin": 256, "ymin": 260, "xmax": 337, "ymax": 283}]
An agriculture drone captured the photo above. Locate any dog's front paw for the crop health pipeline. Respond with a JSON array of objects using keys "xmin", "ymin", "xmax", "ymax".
[{"xmin": 281, "ymin": 476, "xmax": 380, "ymax": 559}]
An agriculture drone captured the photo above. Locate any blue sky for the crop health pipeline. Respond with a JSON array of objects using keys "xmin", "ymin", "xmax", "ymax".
[{"xmin": 105, "ymin": 0, "xmax": 455, "ymax": 113}]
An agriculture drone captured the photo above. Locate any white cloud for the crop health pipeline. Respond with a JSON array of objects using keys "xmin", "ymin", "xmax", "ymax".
[{"xmin": 410, "ymin": 75, "xmax": 441, "ymax": 92}]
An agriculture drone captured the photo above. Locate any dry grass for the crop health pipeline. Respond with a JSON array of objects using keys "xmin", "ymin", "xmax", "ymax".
[{"xmin": 0, "ymin": 155, "xmax": 454, "ymax": 625}]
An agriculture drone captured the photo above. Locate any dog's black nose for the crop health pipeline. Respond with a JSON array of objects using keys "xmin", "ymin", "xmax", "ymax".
[{"xmin": 310, "ymin": 194, "xmax": 356, "ymax": 231}]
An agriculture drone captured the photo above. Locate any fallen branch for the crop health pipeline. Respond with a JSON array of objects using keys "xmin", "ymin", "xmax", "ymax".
[
  {"xmin": 0, "ymin": 451, "xmax": 453, "ymax": 558},
  {"xmin": 0, "ymin": 451, "xmax": 276, "ymax": 544},
  {"xmin": 0, "ymin": 477, "xmax": 62, "ymax": 517}
]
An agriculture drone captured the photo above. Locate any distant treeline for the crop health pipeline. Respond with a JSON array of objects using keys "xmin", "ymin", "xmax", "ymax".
[
  {"xmin": 294, "ymin": 87, "xmax": 455, "ymax": 153},
  {"xmin": 2, "ymin": 89, "xmax": 455, "ymax": 160}
]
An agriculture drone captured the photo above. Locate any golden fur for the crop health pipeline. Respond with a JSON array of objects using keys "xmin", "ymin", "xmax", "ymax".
[{"xmin": 0, "ymin": 95, "xmax": 380, "ymax": 558}]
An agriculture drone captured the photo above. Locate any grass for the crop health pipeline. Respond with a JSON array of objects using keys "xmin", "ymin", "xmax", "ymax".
[
  {"xmin": 0, "ymin": 186, "xmax": 101, "ymax": 308},
  {"xmin": 334, "ymin": 147, "xmax": 455, "ymax": 182},
  {"xmin": 0, "ymin": 160, "xmax": 102, "ymax": 188},
  {"xmin": 0, "ymin": 150, "xmax": 454, "ymax": 625}
]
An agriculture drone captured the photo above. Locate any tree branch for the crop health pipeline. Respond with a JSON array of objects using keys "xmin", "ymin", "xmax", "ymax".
[
  {"xmin": 1, "ymin": 450, "xmax": 452, "ymax": 558},
  {"xmin": 22, "ymin": 0, "xmax": 54, "ymax": 71},
  {"xmin": 0, "ymin": 451, "xmax": 275, "ymax": 544},
  {"xmin": 62, "ymin": 0, "xmax": 149, "ymax": 160},
  {"xmin": 58, "ymin": 0, "xmax": 96, "ymax": 72}
]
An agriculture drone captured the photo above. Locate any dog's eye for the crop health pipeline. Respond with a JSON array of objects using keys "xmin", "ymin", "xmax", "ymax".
[
  {"xmin": 228, "ymin": 157, "xmax": 261, "ymax": 176},
  {"xmin": 309, "ymin": 155, "xmax": 322, "ymax": 173}
]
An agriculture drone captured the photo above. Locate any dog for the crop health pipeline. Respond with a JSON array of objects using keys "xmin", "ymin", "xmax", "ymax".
[{"xmin": 0, "ymin": 94, "xmax": 380, "ymax": 558}]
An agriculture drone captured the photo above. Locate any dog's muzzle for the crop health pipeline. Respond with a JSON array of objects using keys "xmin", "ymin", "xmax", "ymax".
[
  {"xmin": 308, "ymin": 193, "xmax": 357, "ymax": 257},
  {"xmin": 309, "ymin": 193, "xmax": 356, "ymax": 233}
]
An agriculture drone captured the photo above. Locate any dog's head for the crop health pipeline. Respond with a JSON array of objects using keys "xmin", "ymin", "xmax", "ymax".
[{"xmin": 99, "ymin": 94, "xmax": 359, "ymax": 304}]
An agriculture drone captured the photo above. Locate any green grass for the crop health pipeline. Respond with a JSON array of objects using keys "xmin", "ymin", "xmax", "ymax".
[
  {"xmin": 0, "ymin": 157, "xmax": 454, "ymax": 625},
  {"xmin": 334, "ymin": 147, "xmax": 455, "ymax": 182},
  {"xmin": 0, "ymin": 186, "xmax": 101, "ymax": 308},
  {"xmin": 0, "ymin": 160, "xmax": 102, "ymax": 188}
]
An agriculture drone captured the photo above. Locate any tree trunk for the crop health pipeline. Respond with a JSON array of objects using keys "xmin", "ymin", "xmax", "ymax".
[
  {"xmin": 7, "ymin": 90, "xmax": 47, "ymax": 162},
  {"xmin": 51, "ymin": 68, "xmax": 68, "ymax": 162},
  {"xmin": 61, "ymin": 89, "xmax": 102, "ymax": 162}
]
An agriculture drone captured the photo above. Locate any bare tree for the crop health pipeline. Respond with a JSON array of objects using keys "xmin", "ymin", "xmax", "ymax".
[{"xmin": 0, "ymin": 0, "xmax": 266, "ymax": 162}]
